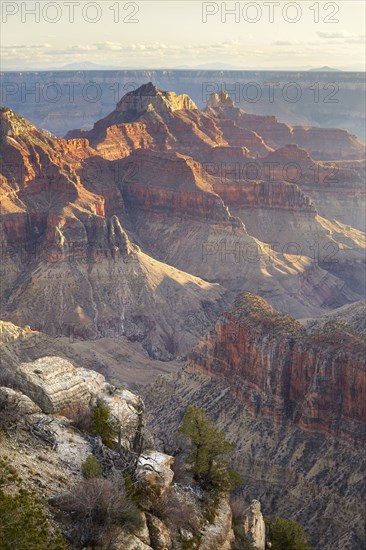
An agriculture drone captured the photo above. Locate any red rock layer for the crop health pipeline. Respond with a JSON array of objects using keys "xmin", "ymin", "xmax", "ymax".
[
  {"xmin": 118, "ymin": 149, "xmax": 235, "ymax": 222},
  {"xmin": 188, "ymin": 293, "xmax": 366, "ymax": 442}
]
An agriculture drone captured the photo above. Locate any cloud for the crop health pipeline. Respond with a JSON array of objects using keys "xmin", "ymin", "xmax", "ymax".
[
  {"xmin": 1, "ymin": 40, "xmax": 247, "ymax": 63},
  {"xmin": 316, "ymin": 31, "xmax": 365, "ymax": 44},
  {"xmin": 273, "ymin": 40, "xmax": 300, "ymax": 46},
  {"xmin": 317, "ymin": 31, "xmax": 350, "ymax": 39}
]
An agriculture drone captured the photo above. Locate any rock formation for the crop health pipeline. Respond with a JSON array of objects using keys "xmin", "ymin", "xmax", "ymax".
[
  {"xmin": 143, "ymin": 294, "xmax": 366, "ymax": 549},
  {"xmin": 15, "ymin": 356, "xmax": 95, "ymax": 413},
  {"xmin": 0, "ymin": 354, "xmax": 250, "ymax": 550},
  {"xmin": 188, "ymin": 292, "xmax": 366, "ymax": 441},
  {"xmin": 242, "ymin": 500, "xmax": 266, "ymax": 550},
  {"xmin": 3, "ymin": 99, "xmax": 365, "ymax": 356}
]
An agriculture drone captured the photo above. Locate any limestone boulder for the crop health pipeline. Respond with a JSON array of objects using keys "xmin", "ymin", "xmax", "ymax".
[
  {"xmin": 0, "ymin": 386, "xmax": 41, "ymax": 414},
  {"xmin": 136, "ymin": 451, "xmax": 174, "ymax": 489},
  {"xmin": 78, "ymin": 367, "xmax": 106, "ymax": 396},
  {"xmin": 15, "ymin": 357, "xmax": 92, "ymax": 413},
  {"xmin": 146, "ymin": 514, "xmax": 172, "ymax": 550}
]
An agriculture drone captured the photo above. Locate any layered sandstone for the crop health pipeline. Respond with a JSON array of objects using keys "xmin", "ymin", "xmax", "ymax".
[
  {"xmin": 188, "ymin": 293, "xmax": 366, "ymax": 441},
  {"xmin": 15, "ymin": 356, "xmax": 99, "ymax": 413},
  {"xmin": 1, "ymin": 94, "xmax": 365, "ymax": 357},
  {"xmin": 143, "ymin": 297, "xmax": 366, "ymax": 548}
]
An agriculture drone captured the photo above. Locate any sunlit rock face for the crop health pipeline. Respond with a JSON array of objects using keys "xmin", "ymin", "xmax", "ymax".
[
  {"xmin": 188, "ymin": 293, "xmax": 366, "ymax": 441},
  {"xmin": 1, "ymin": 86, "xmax": 365, "ymax": 358}
]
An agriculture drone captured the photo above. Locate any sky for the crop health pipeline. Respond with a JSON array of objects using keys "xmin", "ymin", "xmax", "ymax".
[{"xmin": 1, "ymin": 1, "xmax": 365, "ymax": 70}]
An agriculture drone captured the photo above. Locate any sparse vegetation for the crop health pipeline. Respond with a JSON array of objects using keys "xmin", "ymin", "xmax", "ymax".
[
  {"xmin": 81, "ymin": 455, "xmax": 103, "ymax": 479},
  {"xmin": 89, "ymin": 402, "xmax": 120, "ymax": 449},
  {"xmin": 178, "ymin": 406, "xmax": 242, "ymax": 493},
  {"xmin": 0, "ymin": 457, "xmax": 68, "ymax": 550},
  {"xmin": 61, "ymin": 401, "xmax": 92, "ymax": 432},
  {"xmin": 151, "ymin": 487, "xmax": 200, "ymax": 532},
  {"xmin": 0, "ymin": 392, "xmax": 23, "ymax": 432},
  {"xmin": 58, "ymin": 474, "xmax": 142, "ymax": 548},
  {"xmin": 64, "ymin": 400, "xmax": 121, "ymax": 449},
  {"xmin": 265, "ymin": 516, "xmax": 315, "ymax": 550}
]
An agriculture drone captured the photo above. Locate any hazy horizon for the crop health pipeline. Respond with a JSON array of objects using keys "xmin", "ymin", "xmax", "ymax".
[{"xmin": 1, "ymin": 1, "xmax": 365, "ymax": 71}]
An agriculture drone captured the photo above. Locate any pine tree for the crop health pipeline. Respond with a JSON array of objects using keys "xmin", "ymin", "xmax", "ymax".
[
  {"xmin": 178, "ymin": 406, "xmax": 241, "ymax": 492},
  {"xmin": 0, "ymin": 457, "xmax": 68, "ymax": 550},
  {"xmin": 265, "ymin": 516, "xmax": 315, "ymax": 550}
]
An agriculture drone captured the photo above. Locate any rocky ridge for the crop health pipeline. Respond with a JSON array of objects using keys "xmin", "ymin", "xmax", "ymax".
[{"xmin": 0, "ymin": 355, "xmax": 267, "ymax": 550}]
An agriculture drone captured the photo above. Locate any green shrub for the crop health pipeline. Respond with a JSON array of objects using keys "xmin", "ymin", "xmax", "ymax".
[
  {"xmin": 123, "ymin": 472, "xmax": 143, "ymax": 505},
  {"xmin": 89, "ymin": 403, "xmax": 120, "ymax": 449},
  {"xmin": 178, "ymin": 406, "xmax": 241, "ymax": 493},
  {"xmin": 81, "ymin": 455, "xmax": 103, "ymax": 479},
  {"xmin": 0, "ymin": 457, "xmax": 68, "ymax": 550},
  {"xmin": 265, "ymin": 516, "xmax": 315, "ymax": 550},
  {"xmin": 202, "ymin": 494, "xmax": 220, "ymax": 524}
]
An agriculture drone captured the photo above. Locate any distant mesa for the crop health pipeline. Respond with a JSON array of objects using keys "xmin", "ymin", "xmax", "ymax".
[{"xmin": 308, "ymin": 66, "xmax": 342, "ymax": 72}]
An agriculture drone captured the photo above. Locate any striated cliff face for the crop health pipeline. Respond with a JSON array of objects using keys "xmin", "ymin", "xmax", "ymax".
[
  {"xmin": 143, "ymin": 366, "xmax": 366, "ymax": 550},
  {"xmin": 205, "ymin": 92, "xmax": 366, "ymax": 160},
  {"xmin": 119, "ymin": 149, "xmax": 235, "ymax": 223},
  {"xmin": 1, "ymin": 87, "xmax": 365, "ymax": 356},
  {"xmin": 188, "ymin": 293, "xmax": 366, "ymax": 442},
  {"xmin": 142, "ymin": 294, "xmax": 366, "ymax": 547},
  {"xmin": 143, "ymin": 297, "xmax": 366, "ymax": 549}
]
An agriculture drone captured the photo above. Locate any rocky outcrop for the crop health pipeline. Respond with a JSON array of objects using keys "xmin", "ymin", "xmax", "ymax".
[
  {"xmin": 0, "ymin": 386, "xmax": 41, "ymax": 414},
  {"xmin": 15, "ymin": 356, "xmax": 94, "ymax": 413},
  {"xmin": 188, "ymin": 293, "xmax": 366, "ymax": 441},
  {"xmin": 200, "ymin": 496, "xmax": 235, "ymax": 550},
  {"xmin": 146, "ymin": 514, "xmax": 172, "ymax": 550},
  {"xmin": 242, "ymin": 500, "xmax": 266, "ymax": 550},
  {"xmin": 137, "ymin": 451, "xmax": 174, "ymax": 489},
  {"xmin": 115, "ymin": 82, "xmax": 197, "ymax": 116},
  {"xmin": 14, "ymin": 356, "xmax": 141, "ymax": 438}
]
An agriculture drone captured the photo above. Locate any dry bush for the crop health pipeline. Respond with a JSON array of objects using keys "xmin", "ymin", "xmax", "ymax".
[
  {"xmin": 60, "ymin": 401, "xmax": 92, "ymax": 431},
  {"xmin": 0, "ymin": 392, "xmax": 22, "ymax": 431},
  {"xmin": 0, "ymin": 368, "xmax": 16, "ymax": 388},
  {"xmin": 152, "ymin": 487, "xmax": 200, "ymax": 532},
  {"xmin": 58, "ymin": 474, "xmax": 142, "ymax": 548}
]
